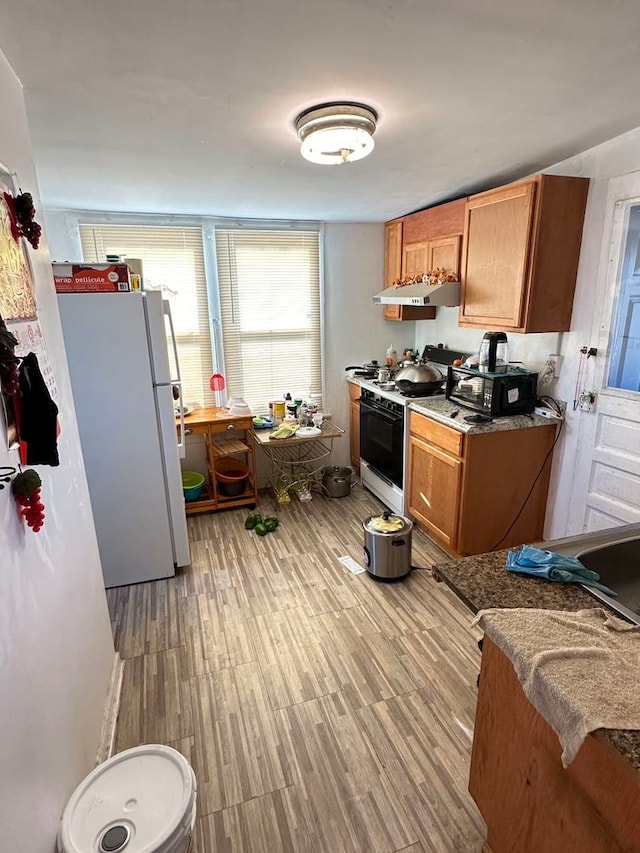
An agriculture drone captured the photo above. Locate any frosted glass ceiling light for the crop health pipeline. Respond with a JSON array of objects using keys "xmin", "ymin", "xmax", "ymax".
[{"xmin": 295, "ymin": 103, "xmax": 377, "ymax": 165}]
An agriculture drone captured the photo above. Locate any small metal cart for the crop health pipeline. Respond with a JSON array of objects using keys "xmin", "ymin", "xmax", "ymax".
[{"xmin": 253, "ymin": 422, "xmax": 345, "ymax": 502}]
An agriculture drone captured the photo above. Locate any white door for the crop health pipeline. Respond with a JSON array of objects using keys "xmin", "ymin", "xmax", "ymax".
[{"xmin": 568, "ymin": 173, "xmax": 640, "ymax": 532}]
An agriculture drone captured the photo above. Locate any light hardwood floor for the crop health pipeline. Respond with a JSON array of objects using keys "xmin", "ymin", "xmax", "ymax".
[{"xmin": 108, "ymin": 485, "xmax": 486, "ymax": 852}]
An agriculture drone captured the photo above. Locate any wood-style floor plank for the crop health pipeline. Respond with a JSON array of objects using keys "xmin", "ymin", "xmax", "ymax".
[
  {"xmin": 180, "ymin": 591, "xmax": 255, "ymax": 677},
  {"xmin": 196, "ymin": 786, "xmax": 315, "ymax": 853},
  {"xmin": 357, "ymin": 690, "xmax": 485, "ymax": 852},
  {"xmin": 250, "ymin": 605, "xmax": 340, "ymax": 710},
  {"xmin": 280, "ymin": 553, "xmax": 360, "ymax": 615},
  {"xmin": 107, "ymin": 578, "xmax": 182, "ymax": 658},
  {"xmin": 315, "ymin": 605, "xmax": 421, "ymax": 708},
  {"xmin": 277, "ymin": 690, "xmax": 419, "ymax": 853},
  {"xmin": 191, "ymin": 663, "xmax": 293, "ymax": 814},
  {"xmin": 115, "ymin": 648, "xmax": 193, "ymax": 751},
  {"xmin": 110, "ymin": 487, "xmax": 486, "ymax": 852}
]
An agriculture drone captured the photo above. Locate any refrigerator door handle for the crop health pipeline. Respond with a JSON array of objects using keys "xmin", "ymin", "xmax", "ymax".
[
  {"xmin": 164, "ymin": 300, "xmax": 182, "ymax": 386},
  {"xmin": 174, "ymin": 381, "xmax": 186, "ymax": 457}
]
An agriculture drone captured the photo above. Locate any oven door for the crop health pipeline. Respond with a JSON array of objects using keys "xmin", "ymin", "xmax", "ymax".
[{"xmin": 359, "ymin": 399, "xmax": 404, "ymax": 489}]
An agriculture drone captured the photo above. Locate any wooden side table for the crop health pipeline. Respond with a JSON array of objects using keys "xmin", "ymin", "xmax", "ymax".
[{"xmin": 178, "ymin": 407, "xmax": 258, "ymax": 515}]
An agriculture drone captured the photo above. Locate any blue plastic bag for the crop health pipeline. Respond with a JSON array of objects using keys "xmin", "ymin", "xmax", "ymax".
[{"xmin": 506, "ymin": 545, "xmax": 617, "ymax": 596}]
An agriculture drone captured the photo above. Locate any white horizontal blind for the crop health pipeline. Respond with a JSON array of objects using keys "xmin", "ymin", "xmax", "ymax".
[
  {"xmin": 79, "ymin": 223, "xmax": 214, "ymax": 407},
  {"xmin": 215, "ymin": 229, "xmax": 321, "ymax": 414}
]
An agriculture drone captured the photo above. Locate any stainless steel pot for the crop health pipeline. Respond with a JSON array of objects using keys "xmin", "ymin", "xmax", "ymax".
[
  {"xmin": 394, "ymin": 360, "xmax": 444, "ymax": 395},
  {"xmin": 322, "ymin": 466, "xmax": 352, "ymax": 498},
  {"xmin": 363, "ymin": 510, "xmax": 413, "ymax": 580}
]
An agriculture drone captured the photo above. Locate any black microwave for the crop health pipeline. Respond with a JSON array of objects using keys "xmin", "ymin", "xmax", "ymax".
[{"xmin": 445, "ymin": 366, "xmax": 538, "ymax": 417}]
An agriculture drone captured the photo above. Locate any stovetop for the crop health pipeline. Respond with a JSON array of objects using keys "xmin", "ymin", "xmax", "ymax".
[
  {"xmin": 358, "ymin": 379, "xmax": 409, "ymax": 405},
  {"xmin": 350, "ymin": 346, "xmax": 472, "ymax": 405}
]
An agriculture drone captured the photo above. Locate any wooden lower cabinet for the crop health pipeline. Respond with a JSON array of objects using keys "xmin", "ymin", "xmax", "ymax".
[
  {"xmin": 470, "ymin": 637, "xmax": 640, "ymax": 853},
  {"xmin": 407, "ymin": 411, "xmax": 556, "ymax": 555},
  {"xmin": 348, "ymin": 382, "xmax": 360, "ymax": 470},
  {"xmin": 408, "ymin": 435, "xmax": 462, "ymax": 549}
]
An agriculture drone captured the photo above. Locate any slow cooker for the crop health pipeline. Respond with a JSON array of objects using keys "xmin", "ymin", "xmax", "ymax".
[{"xmin": 362, "ymin": 510, "xmax": 413, "ymax": 580}]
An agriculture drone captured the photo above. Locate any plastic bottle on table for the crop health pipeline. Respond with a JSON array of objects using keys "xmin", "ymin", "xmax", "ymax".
[{"xmin": 386, "ymin": 345, "xmax": 398, "ymax": 369}]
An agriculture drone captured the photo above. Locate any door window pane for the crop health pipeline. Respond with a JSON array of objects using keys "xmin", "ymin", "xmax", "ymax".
[{"xmin": 608, "ymin": 204, "xmax": 640, "ymax": 391}]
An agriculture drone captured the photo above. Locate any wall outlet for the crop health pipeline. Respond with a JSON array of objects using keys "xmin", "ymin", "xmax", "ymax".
[{"xmin": 547, "ymin": 354, "xmax": 562, "ymax": 378}]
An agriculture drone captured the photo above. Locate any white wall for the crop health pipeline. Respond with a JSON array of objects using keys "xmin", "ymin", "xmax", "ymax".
[
  {"xmin": 323, "ymin": 223, "xmax": 403, "ymax": 467},
  {"xmin": 0, "ymin": 50, "xmax": 114, "ymax": 852},
  {"xmin": 415, "ymin": 308, "xmax": 561, "ymax": 374}
]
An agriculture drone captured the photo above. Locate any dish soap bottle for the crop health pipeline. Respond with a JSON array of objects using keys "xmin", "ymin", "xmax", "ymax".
[{"xmin": 386, "ymin": 345, "xmax": 398, "ymax": 370}]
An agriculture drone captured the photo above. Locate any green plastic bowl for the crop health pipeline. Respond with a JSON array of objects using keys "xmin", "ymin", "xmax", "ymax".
[{"xmin": 182, "ymin": 471, "xmax": 205, "ymax": 501}]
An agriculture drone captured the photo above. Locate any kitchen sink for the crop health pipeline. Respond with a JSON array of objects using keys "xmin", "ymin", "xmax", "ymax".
[{"xmin": 574, "ymin": 535, "xmax": 640, "ymax": 625}]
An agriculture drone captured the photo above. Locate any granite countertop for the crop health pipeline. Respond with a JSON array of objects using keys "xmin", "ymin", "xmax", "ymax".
[
  {"xmin": 409, "ymin": 396, "xmax": 555, "ymax": 435},
  {"xmin": 433, "ymin": 547, "xmax": 640, "ymax": 772},
  {"xmin": 346, "ymin": 376, "xmax": 555, "ymax": 435}
]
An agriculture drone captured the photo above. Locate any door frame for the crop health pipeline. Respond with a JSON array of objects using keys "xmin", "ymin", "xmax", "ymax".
[{"xmin": 566, "ymin": 171, "xmax": 640, "ymax": 532}]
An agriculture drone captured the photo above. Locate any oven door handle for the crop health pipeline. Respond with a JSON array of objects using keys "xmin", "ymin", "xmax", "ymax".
[{"xmin": 360, "ymin": 403, "xmax": 403, "ymax": 425}]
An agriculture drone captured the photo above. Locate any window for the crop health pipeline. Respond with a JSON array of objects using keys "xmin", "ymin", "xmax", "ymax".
[
  {"xmin": 607, "ymin": 203, "xmax": 640, "ymax": 391},
  {"xmin": 215, "ymin": 229, "xmax": 321, "ymax": 413},
  {"xmin": 79, "ymin": 224, "xmax": 214, "ymax": 407}
]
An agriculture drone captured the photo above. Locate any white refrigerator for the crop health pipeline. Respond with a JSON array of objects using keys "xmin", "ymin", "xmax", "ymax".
[{"xmin": 58, "ymin": 290, "xmax": 190, "ymax": 587}]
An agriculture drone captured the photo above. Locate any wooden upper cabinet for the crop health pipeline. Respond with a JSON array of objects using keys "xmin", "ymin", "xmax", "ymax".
[
  {"xmin": 383, "ymin": 221, "xmax": 403, "ymax": 321},
  {"xmin": 382, "ymin": 198, "xmax": 465, "ymax": 323},
  {"xmin": 460, "ymin": 174, "xmax": 589, "ymax": 333},
  {"xmin": 401, "ymin": 241, "xmax": 429, "ymax": 277},
  {"xmin": 402, "ymin": 198, "xmax": 466, "ymax": 243},
  {"xmin": 427, "ymin": 234, "xmax": 461, "ymax": 277}
]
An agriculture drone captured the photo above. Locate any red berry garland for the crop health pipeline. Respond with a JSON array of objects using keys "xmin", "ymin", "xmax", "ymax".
[
  {"xmin": 12, "ymin": 469, "xmax": 45, "ymax": 533},
  {"xmin": 3, "ymin": 190, "xmax": 42, "ymax": 249}
]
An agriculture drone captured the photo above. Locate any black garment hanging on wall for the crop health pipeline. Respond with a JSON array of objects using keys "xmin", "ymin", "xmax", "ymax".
[{"xmin": 18, "ymin": 352, "xmax": 59, "ymax": 466}]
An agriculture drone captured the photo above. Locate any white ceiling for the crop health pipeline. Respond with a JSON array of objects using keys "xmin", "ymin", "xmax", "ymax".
[{"xmin": 2, "ymin": 0, "xmax": 640, "ymax": 222}]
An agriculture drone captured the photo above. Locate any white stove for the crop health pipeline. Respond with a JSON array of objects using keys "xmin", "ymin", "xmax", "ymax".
[{"xmin": 356, "ymin": 345, "xmax": 470, "ymax": 516}]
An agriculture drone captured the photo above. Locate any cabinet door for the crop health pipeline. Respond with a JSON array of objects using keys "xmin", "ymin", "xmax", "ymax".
[
  {"xmin": 460, "ymin": 182, "xmax": 536, "ymax": 328},
  {"xmin": 427, "ymin": 234, "xmax": 461, "ymax": 277},
  {"xmin": 408, "ymin": 435, "xmax": 462, "ymax": 549},
  {"xmin": 402, "ymin": 241, "xmax": 430, "ymax": 278},
  {"xmin": 350, "ymin": 400, "xmax": 360, "ymax": 469},
  {"xmin": 384, "ymin": 221, "xmax": 403, "ymax": 321}
]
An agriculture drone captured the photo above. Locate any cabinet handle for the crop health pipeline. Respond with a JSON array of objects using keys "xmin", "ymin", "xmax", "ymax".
[
  {"xmin": 185, "ymin": 428, "xmax": 192, "ymax": 436},
  {"xmin": 227, "ymin": 423, "xmax": 236, "ymax": 430}
]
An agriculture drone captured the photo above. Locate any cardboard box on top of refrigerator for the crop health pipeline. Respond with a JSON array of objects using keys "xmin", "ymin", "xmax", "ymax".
[{"xmin": 52, "ymin": 262, "xmax": 132, "ymax": 293}]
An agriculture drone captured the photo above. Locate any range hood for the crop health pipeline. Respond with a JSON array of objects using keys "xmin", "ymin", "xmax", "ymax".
[{"xmin": 372, "ymin": 280, "xmax": 461, "ymax": 307}]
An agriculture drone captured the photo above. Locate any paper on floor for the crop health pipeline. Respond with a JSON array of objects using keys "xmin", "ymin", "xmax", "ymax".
[{"xmin": 338, "ymin": 555, "xmax": 365, "ymax": 574}]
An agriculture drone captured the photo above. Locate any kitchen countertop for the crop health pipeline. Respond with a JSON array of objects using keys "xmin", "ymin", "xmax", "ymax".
[
  {"xmin": 409, "ymin": 396, "xmax": 555, "ymax": 434},
  {"xmin": 347, "ymin": 376, "xmax": 556, "ymax": 434},
  {"xmin": 432, "ymin": 526, "xmax": 640, "ymax": 772}
]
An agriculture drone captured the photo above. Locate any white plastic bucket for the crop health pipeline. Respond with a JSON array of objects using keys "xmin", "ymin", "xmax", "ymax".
[{"xmin": 57, "ymin": 744, "xmax": 197, "ymax": 853}]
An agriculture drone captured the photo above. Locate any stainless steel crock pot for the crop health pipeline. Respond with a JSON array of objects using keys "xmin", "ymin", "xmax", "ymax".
[{"xmin": 362, "ymin": 510, "xmax": 413, "ymax": 580}]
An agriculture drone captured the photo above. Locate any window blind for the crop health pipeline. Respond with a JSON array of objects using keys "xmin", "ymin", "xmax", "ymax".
[
  {"xmin": 215, "ymin": 229, "xmax": 321, "ymax": 414},
  {"xmin": 79, "ymin": 223, "xmax": 214, "ymax": 408}
]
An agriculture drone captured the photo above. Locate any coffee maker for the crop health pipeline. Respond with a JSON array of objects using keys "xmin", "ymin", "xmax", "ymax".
[{"xmin": 479, "ymin": 332, "xmax": 509, "ymax": 373}]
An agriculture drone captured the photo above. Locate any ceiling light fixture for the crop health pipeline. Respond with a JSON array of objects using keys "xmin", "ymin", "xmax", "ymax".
[{"xmin": 295, "ymin": 102, "xmax": 377, "ymax": 165}]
